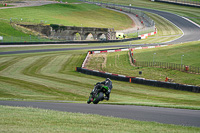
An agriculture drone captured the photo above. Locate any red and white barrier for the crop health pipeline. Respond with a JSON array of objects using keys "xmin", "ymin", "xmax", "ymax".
[
  {"xmin": 138, "ymin": 28, "xmax": 157, "ymax": 39},
  {"xmin": 92, "ymin": 48, "xmax": 129, "ymax": 54},
  {"xmin": 82, "ymin": 52, "xmax": 90, "ymax": 68}
]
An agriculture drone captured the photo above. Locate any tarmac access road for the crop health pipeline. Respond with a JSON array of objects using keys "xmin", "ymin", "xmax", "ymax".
[{"xmin": 1, "ymin": 100, "xmax": 200, "ymax": 127}]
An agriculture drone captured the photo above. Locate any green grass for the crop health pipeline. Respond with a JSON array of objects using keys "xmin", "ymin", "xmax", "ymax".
[
  {"xmin": 0, "ymin": 49, "xmax": 200, "ymax": 109},
  {"xmin": 0, "ymin": 3, "xmax": 133, "ymax": 30},
  {"xmin": 133, "ymin": 41, "xmax": 200, "ymax": 67},
  {"xmin": 99, "ymin": 0, "xmax": 200, "ymax": 25},
  {"xmin": 1, "ymin": 106, "xmax": 199, "ymax": 133},
  {"xmin": 0, "ymin": 2, "xmax": 134, "ymax": 42},
  {"xmin": 0, "ymin": 21, "xmax": 28, "ymax": 37},
  {"xmin": 86, "ymin": 41, "xmax": 200, "ymax": 86}
]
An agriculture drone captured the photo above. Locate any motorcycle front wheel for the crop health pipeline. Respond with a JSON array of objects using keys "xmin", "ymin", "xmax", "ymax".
[{"xmin": 93, "ymin": 92, "xmax": 104, "ymax": 104}]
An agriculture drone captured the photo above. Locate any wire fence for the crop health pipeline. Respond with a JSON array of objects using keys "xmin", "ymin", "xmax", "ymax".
[
  {"xmin": 135, "ymin": 61, "xmax": 200, "ymax": 73},
  {"xmin": 129, "ymin": 50, "xmax": 200, "ymax": 74}
]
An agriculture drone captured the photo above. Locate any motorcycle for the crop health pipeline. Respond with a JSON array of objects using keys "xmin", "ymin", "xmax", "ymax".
[{"xmin": 87, "ymin": 83, "xmax": 109, "ymax": 104}]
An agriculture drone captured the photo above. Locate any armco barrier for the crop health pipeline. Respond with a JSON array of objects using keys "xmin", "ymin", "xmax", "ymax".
[{"xmin": 76, "ymin": 48, "xmax": 200, "ymax": 93}]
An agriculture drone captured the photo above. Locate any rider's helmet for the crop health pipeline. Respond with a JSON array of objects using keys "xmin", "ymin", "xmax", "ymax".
[{"xmin": 106, "ymin": 78, "xmax": 110, "ymax": 81}]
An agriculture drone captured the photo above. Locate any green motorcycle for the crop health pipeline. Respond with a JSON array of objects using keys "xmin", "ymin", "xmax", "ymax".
[{"xmin": 87, "ymin": 83, "xmax": 109, "ymax": 104}]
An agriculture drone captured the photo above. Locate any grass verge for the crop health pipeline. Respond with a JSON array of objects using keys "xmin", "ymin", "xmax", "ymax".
[{"xmin": 1, "ymin": 105, "xmax": 200, "ymax": 132}]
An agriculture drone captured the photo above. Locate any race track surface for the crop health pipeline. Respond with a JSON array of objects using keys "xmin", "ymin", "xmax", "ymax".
[
  {"xmin": 129, "ymin": 6, "xmax": 200, "ymax": 44},
  {"xmin": 1, "ymin": 101, "xmax": 200, "ymax": 127}
]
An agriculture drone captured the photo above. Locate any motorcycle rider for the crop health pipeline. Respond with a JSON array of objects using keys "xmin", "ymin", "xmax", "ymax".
[{"xmin": 96, "ymin": 78, "xmax": 113, "ymax": 100}]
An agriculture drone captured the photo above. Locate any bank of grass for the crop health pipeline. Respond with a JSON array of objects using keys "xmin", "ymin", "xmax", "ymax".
[
  {"xmin": 0, "ymin": 2, "xmax": 134, "ymax": 42},
  {"xmin": 0, "ymin": 3, "xmax": 132, "ymax": 31},
  {"xmin": 0, "ymin": 10, "xmax": 182, "ymax": 49},
  {"xmin": 100, "ymin": 0, "xmax": 200, "ymax": 25},
  {"xmin": 86, "ymin": 41, "xmax": 200, "ymax": 86},
  {"xmin": 0, "ymin": 21, "xmax": 27, "ymax": 37},
  {"xmin": 0, "ymin": 106, "xmax": 199, "ymax": 132}
]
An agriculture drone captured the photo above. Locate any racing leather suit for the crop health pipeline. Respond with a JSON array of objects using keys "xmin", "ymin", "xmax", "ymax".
[{"xmin": 99, "ymin": 80, "xmax": 113, "ymax": 100}]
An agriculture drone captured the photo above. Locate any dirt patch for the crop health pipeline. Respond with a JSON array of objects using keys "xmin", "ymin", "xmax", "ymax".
[
  {"xmin": 128, "ymin": 51, "xmax": 135, "ymax": 67},
  {"xmin": 85, "ymin": 53, "xmax": 107, "ymax": 70}
]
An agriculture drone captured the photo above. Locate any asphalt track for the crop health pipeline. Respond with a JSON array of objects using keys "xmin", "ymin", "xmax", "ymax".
[
  {"xmin": 1, "ymin": 101, "xmax": 200, "ymax": 127},
  {"xmin": 0, "ymin": 43, "xmax": 156, "ymax": 55},
  {"xmin": 1, "ymin": 4, "xmax": 200, "ymax": 128},
  {"xmin": 129, "ymin": 6, "xmax": 200, "ymax": 44}
]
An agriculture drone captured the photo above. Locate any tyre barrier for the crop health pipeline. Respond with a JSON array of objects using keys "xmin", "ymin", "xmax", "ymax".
[
  {"xmin": 76, "ymin": 67, "xmax": 200, "ymax": 93},
  {"xmin": 76, "ymin": 67, "xmax": 131, "ymax": 82}
]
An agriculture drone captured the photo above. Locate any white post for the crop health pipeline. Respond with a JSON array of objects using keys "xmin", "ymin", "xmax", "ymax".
[
  {"xmin": 181, "ymin": 55, "xmax": 184, "ymax": 66},
  {"xmin": 153, "ymin": 53, "xmax": 156, "ymax": 64}
]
